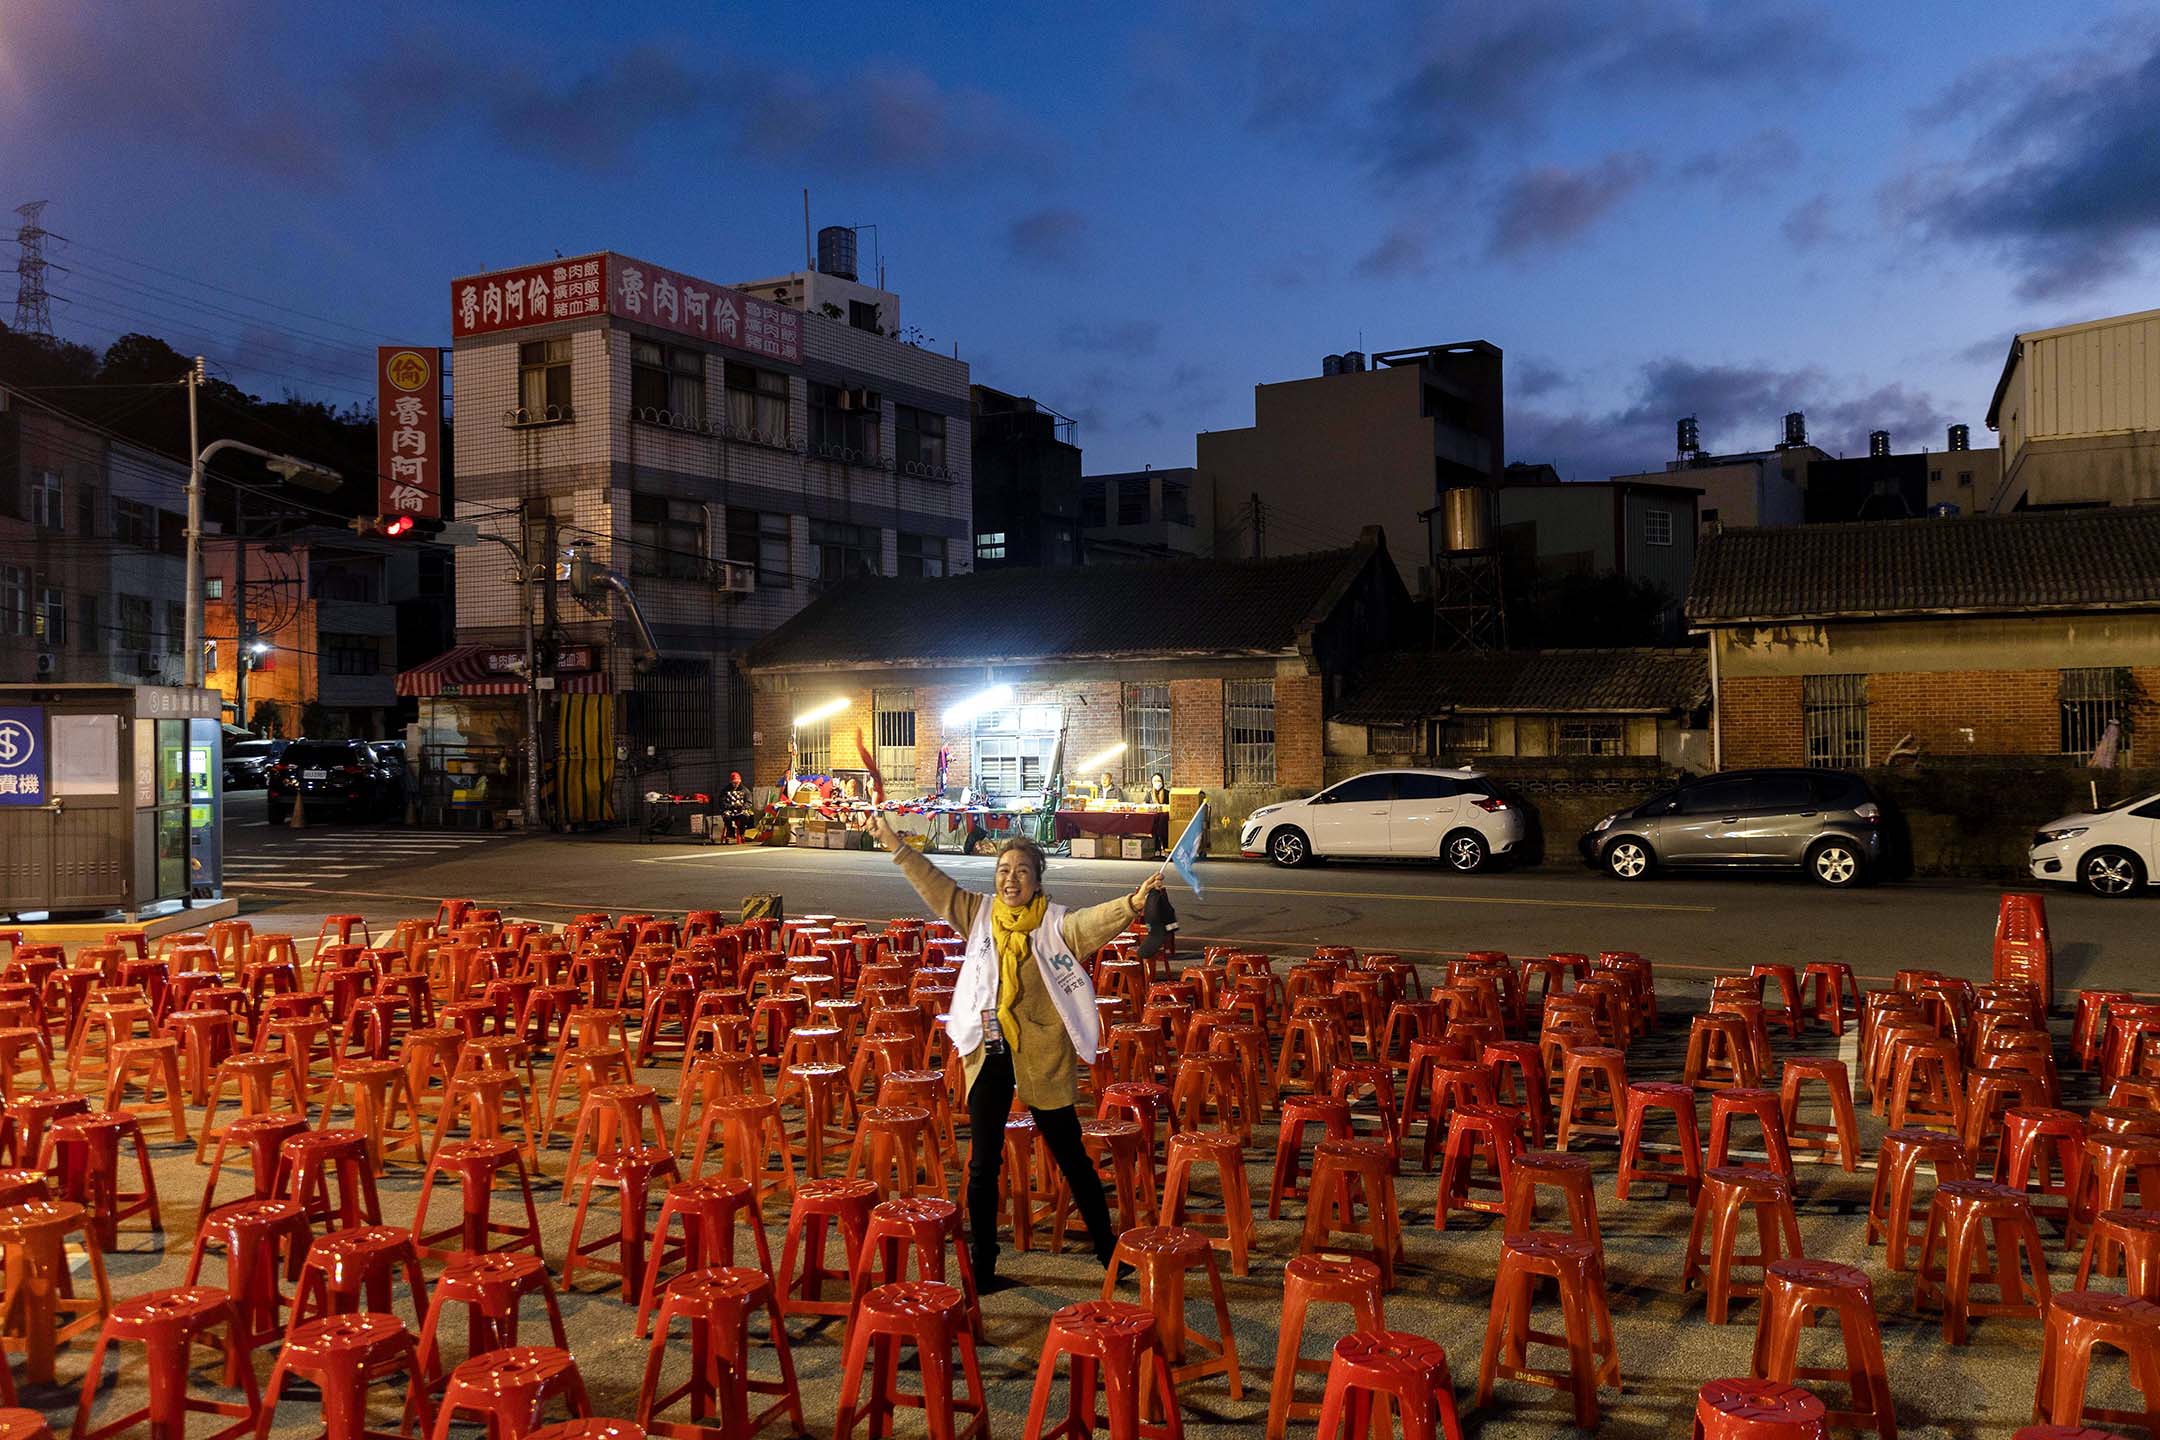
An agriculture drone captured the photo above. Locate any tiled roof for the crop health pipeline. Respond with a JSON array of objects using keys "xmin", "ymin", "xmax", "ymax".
[
  {"xmin": 1334, "ymin": 649, "xmax": 1709, "ymax": 724},
  {"xmin": 1685, "ymin": 508, "xmax": 2160, "ymax": 625},
  {"xmin": 746, "ymin": 534, "xmax": 1387, "ymax": 671}
]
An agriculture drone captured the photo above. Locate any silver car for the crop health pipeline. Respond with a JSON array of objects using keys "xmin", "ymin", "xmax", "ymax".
[{"xmin": 1580, "ymin": 768, "xmax": 1887, "ymax": 887}]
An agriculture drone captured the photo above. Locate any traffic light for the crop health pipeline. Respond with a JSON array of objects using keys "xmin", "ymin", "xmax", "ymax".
[{"xmin": 382, "ymin": 515, "xmax": 447, "ymax": 540}]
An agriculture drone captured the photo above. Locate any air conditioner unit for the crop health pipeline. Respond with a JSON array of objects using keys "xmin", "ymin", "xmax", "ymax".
[
  {"xmin": 715, "ymin": 560, "xmax": 756, "ymax": 596},
  {"xmin": 34, "ymin": 652, "xmax": 55, "ymax": 676},
  {"xmin": 139, "ymin": 652, "xmax": 161, "ymax": 676}
]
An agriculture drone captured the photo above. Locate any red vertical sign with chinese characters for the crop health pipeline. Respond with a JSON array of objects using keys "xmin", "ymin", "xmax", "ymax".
[{"xmin": 377, "ymin": 347, "xmax": 442, "ymax": 519}]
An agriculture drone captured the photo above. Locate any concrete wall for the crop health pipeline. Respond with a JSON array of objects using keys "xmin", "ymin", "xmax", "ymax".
[{"xmin": 1199, "ymin": 365, "xmax": 1435, "ymax": 591}]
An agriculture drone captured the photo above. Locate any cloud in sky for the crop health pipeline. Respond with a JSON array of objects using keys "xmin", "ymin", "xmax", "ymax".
[
  {"xmin": 1007, "ymin": 209, "xmax": 1090, "ymax": 267},
  {"xmin": 1899, "ymin": 24, "xmax": 2160, "ymax": 298},
  {"xmin": 1489, "ymin": 154, "xmax": 1655, "ymax": 256}
]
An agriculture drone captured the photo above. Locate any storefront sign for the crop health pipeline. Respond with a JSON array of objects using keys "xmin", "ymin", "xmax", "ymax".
[
  {"xmin": 482, "ymin": 646, "xmax": 593, "ymax": 673},
  {"xmin": 377, "ymin": 347, "xmax": 443, "ymax": 519},
  {"xmin": 450, "ymin": 253, "xmax": 802, "ymax": 365},
  {"xmin": 0, "ymin": 706, "xmax": 46, "ymax": 805}
]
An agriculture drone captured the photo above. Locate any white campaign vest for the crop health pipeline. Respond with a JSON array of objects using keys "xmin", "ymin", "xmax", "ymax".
[{"xmin": 944, "ymin": 900, "xmax": 1101, "ymax": 1062}]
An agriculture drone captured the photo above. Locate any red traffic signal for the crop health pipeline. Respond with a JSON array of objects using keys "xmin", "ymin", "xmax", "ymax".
[{"xmin": 384, "ymin": 514, "xmax": 415, "ymax": 537}]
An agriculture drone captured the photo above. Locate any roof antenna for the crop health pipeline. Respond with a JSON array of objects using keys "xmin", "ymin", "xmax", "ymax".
[{"xmin": 803, "ymin": 189, "xmax": 813, "ymax": 270}]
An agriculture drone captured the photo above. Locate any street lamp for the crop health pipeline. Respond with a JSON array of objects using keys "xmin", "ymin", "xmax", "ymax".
[
  {"xmin": 793, "ymin": 697, "xmax": 851, "ymax": 727},
  {"xmin": 183, "ymin": 356, "xmax": 342, "ymax": 690},
  {"xmin": 943, "ymin": 684, "xmax": 1013, "ymax": 727}
]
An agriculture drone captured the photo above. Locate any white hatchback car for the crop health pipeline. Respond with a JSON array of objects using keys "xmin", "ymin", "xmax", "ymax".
[
  {"xmin": 1239, "ymin": 767, "xmax": 1528, "ymax": 872},
  {"xmin": 2029, "ymin": 790, "xmax": 2160, "ymax": 896}
]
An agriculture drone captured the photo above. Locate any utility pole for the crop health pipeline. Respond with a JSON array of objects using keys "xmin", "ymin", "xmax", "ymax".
[
  {"xmin": 232, "ymin": 498, "xmax": 249, "ymax": 728},
  {"xmin": 519, "ymin": 501, "xmax": 544, "ymax": 831},
  {"xmin": 1248, "ymin": 492, "xmax": 1268, "ymax": 558},
  {"xmin": 184, "ymin": 357, "xmax": 205, "ymax": 685}
]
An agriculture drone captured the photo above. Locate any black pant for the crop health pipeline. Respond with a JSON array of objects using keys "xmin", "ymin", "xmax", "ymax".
[{"xmin": 966, "ymin": 1047, "xmax": 1117, "ymax": 1268}]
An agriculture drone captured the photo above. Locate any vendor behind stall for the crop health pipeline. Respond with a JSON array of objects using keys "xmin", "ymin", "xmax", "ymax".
[
  {"xmin": 1145, "ymin": 772, "xmax": 1170, "ymax": 805},
  {"xmin": 718, "ymin": 771, "xmax": 754, "ymax": 840}
]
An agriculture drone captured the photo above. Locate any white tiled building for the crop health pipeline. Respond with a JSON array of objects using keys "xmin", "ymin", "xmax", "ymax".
[{"xmin": 440, "ymin": 250, "xmax": 970, "ymax": 819}]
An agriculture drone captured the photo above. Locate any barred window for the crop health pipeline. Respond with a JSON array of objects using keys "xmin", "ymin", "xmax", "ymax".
[
  {"xmin": 323, "ymin": 634, "xmax": 379, "ymax": 675},
  {"xmin": 518, "ymin": 338, "xmax": 572, "ymax": 416},
  {"xmin": 1122, "ymin": 682, "xmax": 1170, "ymax": 786},
  {"xmin": 872, "ymin": 688, "xmax": 917, "ymax": 787},
  {"xmin": 1433, "ymin": 716, "xmax": 1492, "ymax": 755},
  {"xmin": 629, "ymin": 659, "xmax": 715, "ymax": 751},
  {"xmin": 727, "ymin": 668, "xmax": 753, "ymax": 753},
  {"xmin": 630, "ymin": 494, "xmax": 705, "ymax": 579},
  {"xmin": 2062, "ymin": 667, "xmax": 2133, "ymax": 762},
  {"xmin": 1556, "ymin": 718, "xmax": 1625, "ymax": 756},
  {"xmin": 796, "ymin": 716, "xmax": 832, "ymax": 776},
  {"xmin": 1802, "ymin": 674, "xmax": 1868, "ymax": 769},
  {"xmin": 631, "ymin": 339, "xmax": 703, "ymax": 424},
  {"xmin": 1224, "ymin": 679, "xmax": 1276, "ymax": 785}
]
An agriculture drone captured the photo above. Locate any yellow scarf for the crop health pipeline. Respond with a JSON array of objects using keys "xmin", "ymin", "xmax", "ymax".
[{"xmin": 990, "ymin": 894, "xmax": 1048, "ymax": 1046}]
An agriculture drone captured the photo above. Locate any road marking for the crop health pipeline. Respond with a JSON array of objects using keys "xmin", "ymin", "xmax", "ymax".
[
  {"xmin": 635, "ymin": 847, "xmax": 795, "ymax": 865},
  {"xmin": 1195, "ymin": 882, "xmax": 1714, "ymax": 914}
]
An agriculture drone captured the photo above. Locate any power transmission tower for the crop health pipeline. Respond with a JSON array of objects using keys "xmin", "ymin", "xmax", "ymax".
[{"xmin": 13, "ymin": 201, "xmax": 52, "ymax": 337}]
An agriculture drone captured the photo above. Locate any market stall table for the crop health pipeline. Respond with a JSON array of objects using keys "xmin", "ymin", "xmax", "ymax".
[{"xmin": 1053, "ymin": 809, "xmax": 1169, "ymax": 847}]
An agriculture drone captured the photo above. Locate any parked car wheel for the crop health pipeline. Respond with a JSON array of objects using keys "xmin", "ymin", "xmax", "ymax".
[
  {"xmin": 1808, "ymin": 839, "xmax": 1865, "ymax": 888},
  {"xmin": 1443, "ymin": 830, "xmax": 1488, "ymax": 874},
  {"xmin": 2080, "ymin": 847, "xmax": 2146, "ymax": 897},
  {"xmin": 1604, "ymin": 837, "xmax": 1653, "ymax": 880},
  {"xmin": 1268, "ymin": 827, "xmax": 1312, "ymax": 867}
]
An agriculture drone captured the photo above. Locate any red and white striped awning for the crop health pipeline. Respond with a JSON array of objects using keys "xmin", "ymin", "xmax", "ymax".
[{"xmin": 396, "ymin": 643, "xmax": 610, "ymax": 697}]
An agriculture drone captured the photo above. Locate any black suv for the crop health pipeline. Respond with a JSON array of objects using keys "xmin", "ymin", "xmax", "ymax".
[
  {"xmin": 266, "ymin": 740, "xmax": 406, "ymax": 824},
  {"xmin": 1579, "ymin": 769, "xmax": 1888, "ymax": 887}
]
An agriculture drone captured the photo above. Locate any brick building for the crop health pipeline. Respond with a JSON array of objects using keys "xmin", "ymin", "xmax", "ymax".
[
  {"xmin": 1687, "ymin": 509, "xmax": 2160, "ymax": 770},
  {"xmin": 742, "ymin": 531, "xmax": 1410, "ymax": 846},
  {"xmin": 424, "ymin": 247, "xmax": 971, "ymax": 824}
]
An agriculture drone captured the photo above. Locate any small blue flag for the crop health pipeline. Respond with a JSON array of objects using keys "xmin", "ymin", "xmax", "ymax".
[{"xmin": 1166, "ymin": 801, "xmax": 1208, "ymax": 898}]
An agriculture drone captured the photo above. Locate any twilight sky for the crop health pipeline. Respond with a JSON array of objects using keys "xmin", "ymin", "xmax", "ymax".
[{"xmin": 7, "ymin": 0, "xmax": 2157, "ymax": 540}]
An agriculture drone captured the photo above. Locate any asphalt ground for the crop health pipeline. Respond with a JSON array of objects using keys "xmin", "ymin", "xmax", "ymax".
[{"xmin": 17, "ymin": 879, "xmax": 2146, "ymax": 1439}]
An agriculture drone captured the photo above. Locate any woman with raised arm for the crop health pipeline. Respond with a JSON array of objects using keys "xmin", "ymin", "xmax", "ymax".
[{"xmin": 867, "ymin": 813, "xmax": 1163, "ymax": 1289}]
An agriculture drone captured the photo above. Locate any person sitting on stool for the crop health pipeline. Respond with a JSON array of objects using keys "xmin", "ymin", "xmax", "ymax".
[
  {"xmin": 869, "ymin": 812, "xmax": 1162, "ymax": 1287},
  {"xmin": 718, "ymin": 771, "xmax": 754, "ymax": 841}
]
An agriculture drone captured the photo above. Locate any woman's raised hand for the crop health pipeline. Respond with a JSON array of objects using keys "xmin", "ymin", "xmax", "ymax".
[{"xmin": 867, "ymin": 813, "xmax": 906, "ymax": 853}]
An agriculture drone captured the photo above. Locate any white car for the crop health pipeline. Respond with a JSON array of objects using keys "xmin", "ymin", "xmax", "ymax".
[
  {"xmin": 2029, "ymin": 790, "xmax": 2160, "ymax": 896},
  {"xmin": 1239, "ymin": 767, "xmax": 1527, "ymax": 872}
]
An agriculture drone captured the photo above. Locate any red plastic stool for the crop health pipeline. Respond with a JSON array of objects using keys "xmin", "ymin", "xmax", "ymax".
[
  {"xmin": 1692, "ymin": 1378, "xmax": 1826, "ymax": 1439},
  {"xmin": 1434, "ymin": 1104, "xmax": 1521, "ymax": 1230},
  {"xmin": 1269, "ymin": 1096, "xmax": 1351, "ymax": 1219},
  {"xmin": 1501, "ymin": 1152, "xmax": 1600, "ymax": 1253},
  {"xmin": 853, "ymin": 1196, "xmax": 982, "ymax": 1340},
  {"xmin": 1556, "ymin": 1047, "xmax": 1626, "ymax": 1149},
  {"xmin": 1684, "ymin": 1166, "xmax": 1804, "ymax": 1325},
  {"xmin": 0, "ymin": 1411, "xmax": 50, "ymax": 1440},
  {"xmin": 1313, "ymin": 1330, "xmax": 1465, "ymax": 1440},
  {"xmin": 1749, "ymin": 1259, "xmax": 1894, "ymax": 1437},
  {"xmin": 43, "ymin": 1111, "xmax": 162, "ymax": 1252},
  {"xmin": 0, "ymin": 1199, "xmax": 112, "ymax": 1385},
  {"xmin": 1301, "ymin": 1138, "xmax": 1404, "ymax": 1290},
  {"xmin": 2033, "ymin": 1290, "xmax": 2160, "ymax": 1432},
  {"xmin": 636, "ymin": 1265, "xmax": 803, "ymax": 1440},
  {"xmin": 1867, "ymin": 1129, "xmax": 1972, "ymax": 1272},
  {"xmin": 1475, "ymin": 1232, "xmax": 1621, "ymax": 1429},
  {"xmin": 1804, "ymin": 963, "xmax": 1861, "ymax": 1037},
  {"xmin": 1023, "ymin": 1300, "xmax": 1182, "ymax": 1440},
  {"xmin": 1618, "ymin": 1082, "xmax": 1703, "ymax": 1202},
  {"xmin": 1161, "ymin": 1129, "xmax": 1255, "ymax": 1275},
  {"xmin": 1266, "ymin": 1254, "xmax": 1385, "ymax": 1440},
  {"xmin": 287, "ymin": 1225, "xmax": 431, "ymax": 1335},
  {"xmin": 635, "ymin": 1176, "xmax": 774, "ymax": 1337},
  {"xmin": 1100, "ymin": 1227, "xmax": 1241, "ymax": 1416},
  {"xmin": 1481, "ymin": 1041, "xmax": 1550, "ymax": 1148},
  {"xmin": 259, "ymin": 1312, "xmax": 435, "ymax": 1440},
  {"xmin": 181, "ymin": 1197, "xmax": 310, "ymax": 1385},
  {"xmin": 273, "ymin": 1130, "xmax": 382, "ymax": 1267},
  {"xmin": 71, "ymin": 1286, "xmax": 259, "ymax": 1440},
  {"xmin": 561, "ymin": 1144, "xmax": 678, "ymax": 1300},
  {"xmin": 833, "ymin": 1282, "xmax": 988, "ymax": 1440},
  {"xmin": 775, "ymin": 1177, "xmax": 878, "ymax": 1322},
  {"xmin": 1707, "ymin": 1087, "xmax": 1795, "ymax": 1178},
  {"xmin": 2079, "ymin": 1208, "xmax": 2160, "ymax": 1300},
  {"xmin": 430, "ymin": 1346, "xmax": 590, "ymax": 1440},
  {"xmin": 414, "ymin": 1252, "xmax": 568, "ymax": 1393},
  {"xmin": 411, "ymin": 1137, "xmax": 546, "ymax": 1264},
  {"xmin": 1916, "ymin": 1179, "xmax": 2050, "ymax": 1344}
]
